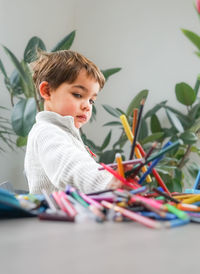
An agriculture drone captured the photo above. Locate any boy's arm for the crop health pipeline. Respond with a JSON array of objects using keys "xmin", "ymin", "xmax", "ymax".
[{"xmin": 34, "ymin": 126, "xmax": 115, "ymax": 193}]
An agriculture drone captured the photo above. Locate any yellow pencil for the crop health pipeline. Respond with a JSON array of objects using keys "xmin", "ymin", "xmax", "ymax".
[
  {"xmin": 181, "ymin": 194, "xmax": 200, "ymax": 204},
  {"xmin": 115, "ymin": 153, "xmax": 125, "ymax": 178},
  {"xmin": 119, "ymin": 115, "xmax": 152, "ymax": 183},
  {"xmin": 120, "ymin": 115, "xmax": 133, "ymax": 143}
]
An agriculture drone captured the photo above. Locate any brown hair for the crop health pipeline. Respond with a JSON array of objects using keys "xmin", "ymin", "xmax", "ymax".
[{"xmin": 31, "ymin": 50, "xmax": 105, "ymax": 93}]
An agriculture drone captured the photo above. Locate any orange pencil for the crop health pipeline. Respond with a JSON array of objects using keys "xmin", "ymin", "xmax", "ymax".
[{"xmin": 115, "ymin": 153, "xmax": 125, "ymax": 178}]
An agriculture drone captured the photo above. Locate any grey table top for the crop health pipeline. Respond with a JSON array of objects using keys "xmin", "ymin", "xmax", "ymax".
[{"xmin": 0, "ymin": 218, "xmax": 199, "ymax": 274}]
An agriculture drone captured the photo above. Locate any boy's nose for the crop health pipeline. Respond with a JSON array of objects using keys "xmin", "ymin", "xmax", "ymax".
[{"xmin": 81, "ymin": 100, "xmax": 90, "ymax": 110}]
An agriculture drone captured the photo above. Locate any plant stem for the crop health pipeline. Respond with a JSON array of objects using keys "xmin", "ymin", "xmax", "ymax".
[
  {"xmin": 10, "ymin": 94, "xmax": 14, "ymax": 107},
  {"xmin": 194, "ymin": 77, "xmax": 200, "ymax": 96},
  {"xmin": 178, "ymin": 144, "xmax": 192, "ymax": 169},
  {"xmin": 33, "ymin": 88, "xmax": 42, "ymax": 111}
]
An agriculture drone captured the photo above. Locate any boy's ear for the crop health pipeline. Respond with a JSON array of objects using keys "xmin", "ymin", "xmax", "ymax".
[{"xmin": 39, "ymin": 81, "xmax": 51, "ymax": 100}]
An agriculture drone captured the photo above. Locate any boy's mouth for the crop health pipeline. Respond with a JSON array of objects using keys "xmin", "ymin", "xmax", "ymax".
[{"xmin": 76, "ymin": 115, "xmax": 87, "ymax": 121}]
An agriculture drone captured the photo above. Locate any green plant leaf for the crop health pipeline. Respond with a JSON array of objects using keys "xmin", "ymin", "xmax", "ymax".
[
  {"xmin": 187, "ymin": 162, "xmax": 200, "ymax": 179},
  {"xmin": 99, "ymin": 150, "xmax": 120, "ymax": 164},
  {"xmin": 144, "ymin": 101, "xmax": 167, "ymax": 119},
  {"xmin": 100, "ymin": 130, "xmax": 112, "ymax": 150},
  {"xmin": 194, "ymin": 75, "xmax": 200, "ymax": 96},
  {"xmin": 103, "ymin": 121, "xmax": 122, "ymax": 127},
  {"xmin": 2, "ymin": 46, "xmax": 30, "ymax": 97},
  {"xmin": 166, "ymin": 109, "xmax": 184, "ymax": 133},
  {"xmin": 174, "ymin": 169, "xmax": 183, "ymax": 188},
  {"xmin": 3, "ymin": 46, "xmax": 29, "ymax": 84},
  {"xmin": 113, "ymin": 132, "xmax": 128, "ymax": 149},
  {"xmin": 24, "ymin": 36, "xmax": 46, "ymax": 63},
  {"xmin": 51, "ymin": 31, "xmax": 76, "ymax": 52},
  {"xmin": 150, "ymin": 114, "xmax": 162, "ymax": 133},
  {"xmin": 175, "ymin": 82, "xmax": 196, "ymax": 106},
  {"xmin": 180, "ymin": 131, "xmax": 198, "ymax": 144},
  {"xmin": 21, "ymin": 61, "xmax": 36, "ymax": 97},
  {"xmin": 163, "ymin": 105, "xmax": 191, "ymax": 129},
  {"xmin": 126, "ymin": 89, "xmax": 149, "ymax": 117},
  {"xmin": 16, "ymin": 136, "xmax": 27, "ymax": 147},
  {"xmin": 0, "ymin": 58, "xmax": 7, "ymax": 77},
  {"xmin": 10, "ymin": 69, "xmax": 23, "ymax": 95},
  {"xmin": 140, "ymin": 132, "xmax": 164, "ymax": 145},
  {"xmin": 81, "ymin": 132, "xmax": 100, "ymax": 153},
  {"xmin": 116, "ymin": 108, "xmax": 126, "ymax": 116},
  {"xmin": 189, "ymin": 102, "xmax": 200, "ymax": 120},
  {"xmin": 189, "ymin": 117, "xmax": 200, "ymax": 135},
  {"xmin": 90, "ymin": 105, "xmax": 97, "ymax": 123},
  {"xmin": 102, "ymin": 104, "xmax": 121, "ymax": 118},
  {"xmin": 181, "ymin": 29, "xmax": 200, "ymax": 50},
  {"xmin": 11, "ymin": 98, "xmax": 37, "ymax": 137},
  {"xmin": 138, "ymin": 118, "xmax": 148, "ymax": 141},
  {"xmin": 101, "ymin": 68, "xmax": 121, "ymax": 81}
]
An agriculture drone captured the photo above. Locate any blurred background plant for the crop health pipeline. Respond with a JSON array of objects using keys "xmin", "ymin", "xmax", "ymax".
[
  {"xmin": 0, "ymin": 31, "xmax": 121, "ymax": 148},
  {"xmin": 0, "ymin": 106, "xmax": 15, "ymax": 152}
]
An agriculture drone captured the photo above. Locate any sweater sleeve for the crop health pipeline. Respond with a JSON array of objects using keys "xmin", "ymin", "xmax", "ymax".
[{"xmin": 34, "ymin": 125, "xmax": 113, "ymax": 193}]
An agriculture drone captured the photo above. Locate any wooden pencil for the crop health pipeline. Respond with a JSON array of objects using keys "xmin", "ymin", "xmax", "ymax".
[{"xmin": 129, "ymin": 98, "xmax": 145, "ymax": 160}]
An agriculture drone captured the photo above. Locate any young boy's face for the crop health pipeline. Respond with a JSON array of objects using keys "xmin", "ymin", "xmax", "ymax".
[{"xmin": 40, "ymin": 70, "xmax": 100, "ymax": 128}]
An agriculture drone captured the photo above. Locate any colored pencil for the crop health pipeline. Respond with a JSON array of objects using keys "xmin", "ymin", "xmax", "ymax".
[
  {"xmin": 132, "ymin": 108, "xmax": 138, "ymax": 135},
  {"xmin": 98, "ymin": 159, "xmax": 144, "ymax": 170},
  {"xmin": 164, "ymin": 204, "xmax": 189, "ymax": 220},
  {"xmin": 145, "ymin": 140, "xmax": 183, "ymax": 165},
  {"xmin": 119, "ymin": 114, "xmax": 151, "ymax": 183},
  {"xmin": 79, "ymin": 192, "xmax": 103, "ymax": 210},
  {"xmin": 138, "ymin": 141, "xmax": 171, "ymax": 184},
  {"xmin": 100, "ymin": 163, "xmax": 138, "ymax": 189},
  {"xmin": 59, "ymin": 191, "xmax": 77, "ymax": 217},
  {"xmin": 152, "ymin": 188, "xmax": 180, "ymax": 204},
  {"xmin": 181, "ymin": 194, "xmax": 200, "ymax": 204},
  {"xmin": 101, "ymin": 200, "xmax": 162, "ymax": 229},
  {"xmin": 129, "ymin": 98, "xmax": 145, "ymax": 160},
  {"xmin": 135, "ymin": 142, "xmax": 171, "ymax": 195},
  {"xmin": 120, "ymin": 114, "xmax": 133, "ymax": 143},
  {"xmin": 41, "ymin": 189, "xmax": 58, "ymax": 212},
  {"xmin": 115, "ymin": 153, "xmax": 125, "ymax": 177}
]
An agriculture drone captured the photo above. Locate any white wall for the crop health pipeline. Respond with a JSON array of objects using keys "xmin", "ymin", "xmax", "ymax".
[{"xmin": 0, "ymin": 0, "xmax": 199, "ymax": 189}]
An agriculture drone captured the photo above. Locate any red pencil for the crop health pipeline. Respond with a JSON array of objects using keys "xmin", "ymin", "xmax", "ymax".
[{"xmin": 100, "ymin": 163, "xmax": 138, "ymax": 189}]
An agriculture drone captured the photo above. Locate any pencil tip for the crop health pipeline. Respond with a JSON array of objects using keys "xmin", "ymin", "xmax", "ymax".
[{"xmin": 141, "ymin": 98, "xmax": 146, "ymax": 105}]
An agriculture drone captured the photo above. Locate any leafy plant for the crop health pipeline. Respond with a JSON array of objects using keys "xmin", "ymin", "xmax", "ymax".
[
  {"xmin": 0, "ymin": 31, "xmax": 121, "ymax": 148},
  {"xmin": 0, "ymin": 106, "xmax": 15, "ymax": 151}
]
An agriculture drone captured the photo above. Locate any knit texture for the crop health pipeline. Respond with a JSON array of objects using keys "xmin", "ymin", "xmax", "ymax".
[{"xmin": 24, "ymin": 111, "xmax": 113, "ymax": 194}]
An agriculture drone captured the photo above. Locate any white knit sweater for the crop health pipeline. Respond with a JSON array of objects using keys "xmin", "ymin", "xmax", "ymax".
[{"xmin": 24, "ymin": 111, "xmax": 113, "ymax": 194}]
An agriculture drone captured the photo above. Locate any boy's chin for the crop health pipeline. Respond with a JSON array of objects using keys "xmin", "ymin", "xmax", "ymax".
[{"xmin": 74, "ymin": 121, "xmax": 84, "ymax": 129}]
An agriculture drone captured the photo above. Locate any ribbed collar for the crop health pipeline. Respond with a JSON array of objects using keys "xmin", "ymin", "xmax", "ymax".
[{"xmin": 36, "ymin": 111, "xmax": 82, "ymax": 141}]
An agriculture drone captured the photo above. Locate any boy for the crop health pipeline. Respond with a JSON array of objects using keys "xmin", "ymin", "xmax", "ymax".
[{"xmin": 25, "ymin": 50, "xmax": 122, "ymax": 194}]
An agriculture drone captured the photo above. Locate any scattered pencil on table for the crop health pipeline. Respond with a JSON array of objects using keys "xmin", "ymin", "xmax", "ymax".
[{"xmin": 13, "ymin": 182, "xmax": 200, "ymax": 229}]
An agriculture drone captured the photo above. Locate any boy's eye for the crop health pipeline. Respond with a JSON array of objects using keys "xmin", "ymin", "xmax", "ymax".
[
  {"xmin": 73, "ymin": 93, "xmax": 82, "ymax": 98},
  {"xmin": 89, "ymin": 99, "xmax": 95, "ymax": 105}
]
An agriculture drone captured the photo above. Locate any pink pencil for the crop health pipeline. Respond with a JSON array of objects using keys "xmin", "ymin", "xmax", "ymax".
[
  {"xmin": 130, "ymin": 195, "xmax": 166, "ymax": 211},
  {"xmin": 58, "ymin": 191, "xmax": 77, "ymax": 218},
  {"xmin": 79, "ymin": 192, "xmax": 103, "ymax": 210},
  {"xmin": 101, "ymin": 200, "xmax": 161, "ymax": 229}
]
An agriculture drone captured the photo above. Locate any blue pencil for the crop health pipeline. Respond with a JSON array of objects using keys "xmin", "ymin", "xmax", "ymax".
[
  {"xmin": 193, "ymin": 170, "xmax": 200, "ymax": 190},
  {"xmin": 139, "ymin": 141, "xmax": 172, "ymax": 184}
]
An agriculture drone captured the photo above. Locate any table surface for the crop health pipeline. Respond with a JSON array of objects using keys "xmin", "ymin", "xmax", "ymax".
[{"xmin": 0, "ymin": 217, "xmax": 200, "ymax": 274}]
